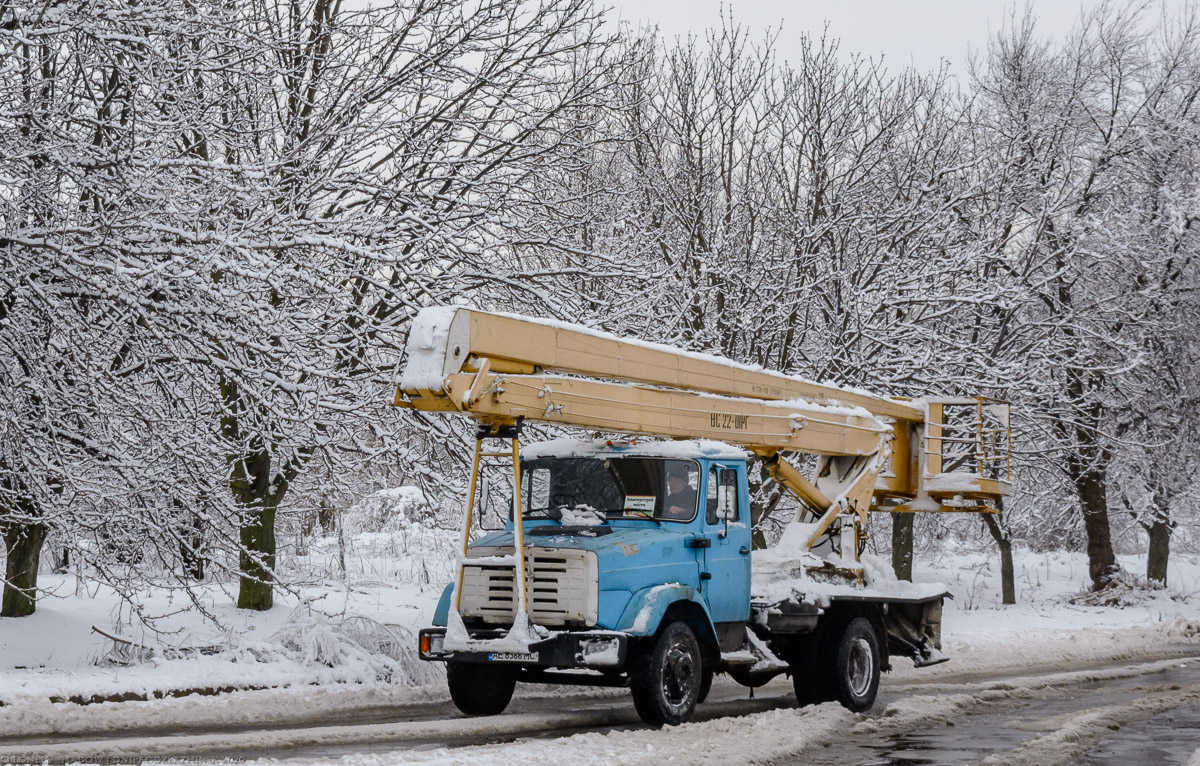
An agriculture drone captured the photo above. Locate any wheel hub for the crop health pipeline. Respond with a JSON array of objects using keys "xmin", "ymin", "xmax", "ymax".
[
  {"xmin": 661, "ymin": 642, "xmax": 696, "ymax": 707},
  {"xmin": 847, "ymin": 637, "xmax": 873, "ymax": 698}
]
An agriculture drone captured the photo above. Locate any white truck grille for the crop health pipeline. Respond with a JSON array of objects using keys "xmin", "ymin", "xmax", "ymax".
[{"xmin": 460, "ymin": 546, "xmax": 598, "ymax": 627}]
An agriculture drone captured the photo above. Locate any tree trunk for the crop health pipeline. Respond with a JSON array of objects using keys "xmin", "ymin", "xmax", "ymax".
[
  {"xmin": 1075, "ymin": 465, "xmax": 1117, "ymax": 590},
  {"xmin": 1061, "ymin": 359, "xmax": 1118, "ymax": 591},
  {"xmin": 231, "ymin": 448, "xmax": 282, "ymax": 611},
  {"xmin": 318, "ymin": 494, "xmax": 336, "ymax": 534},
  {"xmin": 237, "ymin": 504, "xmax": 276, "ymax": 610},
  {"xmin": 180, "ymin": 512, "xmax": 205, "ymax": 581},
  {"xmin": 981, "ymin": 510, "xmax": 1016, "ymax": 605},
  {"xmin": 2, "ymin": 521, "xmax": 48, "ymax": 617},
  {"xmin": 337, "ymin": 511, "xmax": 347, "ymax": 577},
  {"xmin": 52, "ymin": 545, "xmax": 69, "ymax": 575},
  {"xmin": 1146, "ymin": 511, "xmax": 1171, "ymax": 588},
  {"xmin": 891, "ymin": 511, "xmax": 914, "ymax": 581}
]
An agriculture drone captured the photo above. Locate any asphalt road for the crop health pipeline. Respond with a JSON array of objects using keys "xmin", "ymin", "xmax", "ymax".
[{"xmin": 3, "ymin": 648, "xmax": 1199, "ymax": 765}]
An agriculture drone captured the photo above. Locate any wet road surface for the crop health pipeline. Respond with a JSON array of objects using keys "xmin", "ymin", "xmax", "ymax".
[
  {"xmin": 785, "ymin": 659, "xmax": 1200, "ymax": 765},
  {"xmin": 3, "ymin": 649, "xmax": 1198, "ymax": 765}
]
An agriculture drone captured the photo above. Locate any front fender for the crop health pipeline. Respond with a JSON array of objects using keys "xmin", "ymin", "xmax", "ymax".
[
  {"xmin": 615, "ymin": 583, "xmax": 712, "ymax": 637},
  {"xmin": 431, "ymin": 583, "xmax": 454, "ymax": 627}
]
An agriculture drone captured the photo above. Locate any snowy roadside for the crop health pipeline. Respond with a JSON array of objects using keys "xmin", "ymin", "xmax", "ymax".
[
  {"xmin": 892, "ymin": 547, "xmax": 1200, "ymax": 681},
  {"xmin": 0, "ymin": 520, "xmax": 453, "ymax": 710},
  {"xmin": 0, "ymin": 574, "xmax": 444, "ymax": 708}
]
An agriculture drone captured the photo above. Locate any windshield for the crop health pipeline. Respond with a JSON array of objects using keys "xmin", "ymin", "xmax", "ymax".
[{"xmin": 522, "ymin": 457, "xmax": 699, "ymax": 523}]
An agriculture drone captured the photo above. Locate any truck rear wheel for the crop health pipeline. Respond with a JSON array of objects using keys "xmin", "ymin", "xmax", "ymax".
[
  {"xmin": 631, "ymin": 621, "xmax": 702, "ymax": 726},
  {"xmin": 830, "ymin": 617, "xmax": 880, "ymax": 711},
  {"xmin": 446, "ymin": 661, "xmax": 516, "ymax": 716},
  {"xmin": 790, "ymin": 660, "xmax": 828, "ymax": 706}
]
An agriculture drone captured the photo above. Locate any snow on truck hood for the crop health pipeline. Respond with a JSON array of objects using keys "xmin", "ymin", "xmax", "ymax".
[{"xmin": 521, "ymin": 437, "xmax": 750, "ymax": 461}]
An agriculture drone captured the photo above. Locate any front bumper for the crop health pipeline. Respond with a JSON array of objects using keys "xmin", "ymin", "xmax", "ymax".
[{"xmin": 418, "ymin": 627, "xmax": 628, "ymax": 670}]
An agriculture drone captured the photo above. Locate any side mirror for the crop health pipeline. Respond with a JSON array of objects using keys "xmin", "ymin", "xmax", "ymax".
[
  {"xmin": 717, "ymin": 467, "xmax": 737, "ymax": 538},
  {"xmin": 715, "ymin": 468, "xmax": 734, "ymax": 540}
]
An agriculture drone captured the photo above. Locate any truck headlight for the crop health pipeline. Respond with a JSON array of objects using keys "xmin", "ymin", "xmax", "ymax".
[{"xmin": 430, "ymin": 632, "xmax": 445, "ymax": 655}]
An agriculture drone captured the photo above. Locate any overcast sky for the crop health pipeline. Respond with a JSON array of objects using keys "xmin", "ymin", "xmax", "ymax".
[{"xmin": 605, "ymin": 0, "xmax": 1155, "ymax": 74}]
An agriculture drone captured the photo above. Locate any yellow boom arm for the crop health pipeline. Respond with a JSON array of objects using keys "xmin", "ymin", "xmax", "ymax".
[{"xmin": 395, "ymin": 306, "xmax": 1010, "ymax": 595}]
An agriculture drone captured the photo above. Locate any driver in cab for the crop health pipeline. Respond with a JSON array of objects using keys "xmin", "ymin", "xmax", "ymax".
[{"xmin": 662, "ymin": 465, "xmax": 697, "ymax": 520}]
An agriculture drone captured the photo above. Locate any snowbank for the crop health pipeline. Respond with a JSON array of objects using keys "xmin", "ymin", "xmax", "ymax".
[
  {"xmin": 0, "ymin": 523, "xmax": 451, "ymax": 707},
  {"xmin": 264, "ymin": 701, "xmax": 857, "ymax": 766}
]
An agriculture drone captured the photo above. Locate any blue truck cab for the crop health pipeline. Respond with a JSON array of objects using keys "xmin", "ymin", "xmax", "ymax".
[{"xmin": 418, "ymin": 438, "xmax": 947, "ymax": 726}]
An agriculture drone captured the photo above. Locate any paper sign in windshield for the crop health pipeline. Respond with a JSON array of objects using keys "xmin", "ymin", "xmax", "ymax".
[{"xmin": 624, "ymin": 495, "xmax": 656, "ymax": 513}]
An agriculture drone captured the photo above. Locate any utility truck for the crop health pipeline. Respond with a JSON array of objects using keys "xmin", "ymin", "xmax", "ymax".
[{"xmin": 395, "ymin": 307, "xmax": 1010, "ymax": 726}]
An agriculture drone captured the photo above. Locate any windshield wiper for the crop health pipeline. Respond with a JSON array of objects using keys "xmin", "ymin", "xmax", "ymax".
[{"xmin": 609, "ymin": 510, "xmax": 660, "ymax": 525}]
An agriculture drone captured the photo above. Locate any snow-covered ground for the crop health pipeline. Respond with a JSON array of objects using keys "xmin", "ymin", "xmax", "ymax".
[
  {"xmin": 0, "ymin": 515, "xmax": 454, "ymax": 710},
  {"xmin": 1, "ymin": 534, "xmax": 1198, "ymax": 753},
  {"xmin": 0, "ymin": 574, "xmax": 444, "ymax": 703},
  {"xmin": 898, "ymin": 545, "xmax": 1200, "ymax": 679}
]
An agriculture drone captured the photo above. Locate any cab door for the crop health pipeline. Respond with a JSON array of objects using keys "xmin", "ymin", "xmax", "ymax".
[{"xmin": 699, "ymin": 463, "xmax": 751, "ymax": 623}]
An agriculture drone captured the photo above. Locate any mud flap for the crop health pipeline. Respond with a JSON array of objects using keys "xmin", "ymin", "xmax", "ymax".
[{"xmin": 883, "ymin": 596, "xmax": 949, "ymax": 667}]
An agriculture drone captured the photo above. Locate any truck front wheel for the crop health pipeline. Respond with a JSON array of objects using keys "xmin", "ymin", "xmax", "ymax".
[
  {"xmin": 446, "ymin": 661, "xmax": 516, "ymax": 716},
  {"xmin": 697, "ymin": 667, "xmax": 714, "ymax": 704},
  {"xmin": 631, "ymin": 621, "xmax": 702, "ymax": 726},
  {"xmin": 830, "ymin": 617, "xmax": 880, "ymax": 712}
]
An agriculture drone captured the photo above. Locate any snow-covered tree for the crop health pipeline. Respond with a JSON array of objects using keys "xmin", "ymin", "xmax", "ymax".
[
  {"xmin": 1, "ymin": 0, "xmax": 619, "ymax": 614},
  {"xmin": 959, "ymin": 4, "xmax": 1200, "ymax": 589}
]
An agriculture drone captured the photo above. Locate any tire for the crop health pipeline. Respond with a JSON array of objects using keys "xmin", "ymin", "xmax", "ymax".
[
  {"xmin": 829, "ymin": 617, "xmax": 881, "ymax": 712},
  {"xmin": 446, "ymin": 661, "xmax": 516, "ymax": 716},
  {"xmin": 630, "ymin": 621, "xmax": 703, "ymax": 726},
  {"xmin": 790, "ymin": 656, "xmax": 828, "ymax": 706},
  {"xmin": 697, "ymin": 667, "xmax": 714, "ymax": 704},
  {"xmin": 787, "ymin": 632, "xmax": 827, "ymax": 706}
]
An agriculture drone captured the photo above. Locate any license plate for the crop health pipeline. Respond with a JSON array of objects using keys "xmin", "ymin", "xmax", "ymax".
[{"xmin": 488, "ymin": 651, "xmax": 538, "ymax": 662}]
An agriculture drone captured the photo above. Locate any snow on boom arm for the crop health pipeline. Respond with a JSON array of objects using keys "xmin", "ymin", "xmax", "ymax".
[{"xmin": 395, "ymin": 306, "xmax": 1011, "ymax": 571}]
